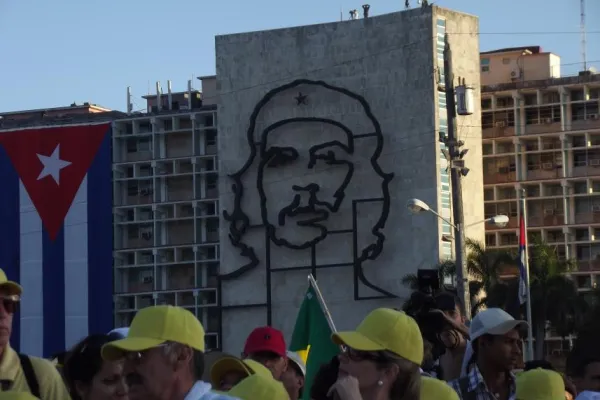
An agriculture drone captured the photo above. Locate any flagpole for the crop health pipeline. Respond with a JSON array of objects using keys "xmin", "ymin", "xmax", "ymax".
[
  {"xmin": 307, "ymin": 274, "xmax": 338, "ymax": 333},
  {"xmin": 520, "ymin": 189, "xmax": 534, "ymax": 361}
]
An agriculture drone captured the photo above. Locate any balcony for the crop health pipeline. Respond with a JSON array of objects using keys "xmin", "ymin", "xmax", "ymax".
[
  {"xmin": 577, "ymin": 258, "xmax": 600, "ymax": 272},
  {"xmin": 485, "ymin": 171, "xmax": 516, "ymax": 184},
  {"xmin": 482, "ymin": 125, "xmax": 515, "ymax": 139},
  {"xmin": 524, "ymin": 122, "xmax": 562, "ymax": 135},
  {"xmin": 573, "ymin": 212, "xmax": 600, "ymax": 225},
  {"xmin": 528, "ymin": 214, "xmax": 565, "ymax": 227}
]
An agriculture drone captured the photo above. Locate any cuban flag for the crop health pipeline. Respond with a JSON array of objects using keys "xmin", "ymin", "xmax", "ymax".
[
  {"xmin": 518, "ymin": 214, "xmax": 528, "ymax": 305},
  {"xmin": 0, "ymin": 123, "xmax": 113, "ymax": 358}
]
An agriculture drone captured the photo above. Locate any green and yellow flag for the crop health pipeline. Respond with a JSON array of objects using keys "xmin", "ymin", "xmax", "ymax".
[{"xmin": 289, "ymin": 284, "xmax": 340, "ymax": 400}]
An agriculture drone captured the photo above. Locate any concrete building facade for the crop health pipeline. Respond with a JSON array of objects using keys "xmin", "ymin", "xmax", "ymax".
[
  {"xmin": 111, "ymin": 79, "xmax": 223, "ymax": 348},
  {"xmin": 216, "ymin": 6, "xmax": 484, "ymax": 352},
  {"xmin": 481, "ymin": 47, "xmax": 600, "ymax": 357}
]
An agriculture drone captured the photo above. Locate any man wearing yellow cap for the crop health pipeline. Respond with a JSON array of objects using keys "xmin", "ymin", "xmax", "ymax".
[
  {"xmin": 516, "ymin": 368, "xmax": 566, "ymax": 400},
  {"xmin": 227, "ymin": 374, "xmax": 289, "ymax": 400},
  {"xmin": 101, "ymin": 305, "xmax": 239, "ymax": 400},
  {"xmin": 209, "ymin": 356, "xmax": 272, "ymax": 391},
  {"xmin": 0, "ymin": 269, "xmax": 70, "ymax": 400}
]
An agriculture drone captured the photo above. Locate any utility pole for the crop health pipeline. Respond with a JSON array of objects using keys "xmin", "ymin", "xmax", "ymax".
[{"xmin": 442, "ymin": 33, "xmax": 471, "ymax": 317}]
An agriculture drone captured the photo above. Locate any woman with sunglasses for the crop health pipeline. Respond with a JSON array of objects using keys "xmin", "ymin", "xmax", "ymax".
[
  {"xmin": 327, "ymin": 308, "xmax": 423, "ymax": 400},
  {"xmin": 63, "ymin": 334, "xmax": 128, "ymax": 400}
]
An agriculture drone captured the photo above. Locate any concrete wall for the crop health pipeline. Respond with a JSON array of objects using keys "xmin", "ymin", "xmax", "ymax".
[
  {"xmin": 481, "ymin": 52, "xmax": 561, "ymax": 87},
  {"xmin": 439, "ymin": 8, "xmax": 485, "ymax": 245},
  {"xmin": 216, "ymin": 6, "xmax": 481, "ymax": 353}
]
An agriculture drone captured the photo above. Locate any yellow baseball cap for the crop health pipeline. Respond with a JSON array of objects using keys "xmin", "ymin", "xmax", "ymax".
[
  {"xmin": 332, "ymin": 308, "xmax": 424, "ymax": 365},
  {"xmin": 228, "ymin": 374, "xmax": 288, "ymax": 400},
  {"xmin": 210, "ymin": 356, "xmax": 272, "ymax": 387},
  {"xmin": 102, "ymin": 305, "xmax": 205, "ymax": 361},
  {"xmin": 0, "ymin": 392, "xmax": 39, "ymax": 400},
  {"xmin": 0, "ymin": 269, "xmax": 22, "ymax": 297},
  {"xmin": 516, "ymin": 368, "xmax": 565, "ymax": 400},
  {"xmin": 420, "ymin": 377, "xmax": 459, "ymax": 400}
]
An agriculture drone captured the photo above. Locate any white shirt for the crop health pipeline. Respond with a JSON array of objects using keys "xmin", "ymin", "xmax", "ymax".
[
  {"xmin": 577, "ymin": 392, "xmax": 600, "ymax": 400},
  {"xmin": 183, "ymin": 381, "xmax": 240, "ymax": 400}
]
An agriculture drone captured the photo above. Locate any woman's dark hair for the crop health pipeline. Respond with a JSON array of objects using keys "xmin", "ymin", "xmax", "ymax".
[
  {"xmin": 63, "ymin": 334, "xmax": 115, "ymax": 400},
  {"xmin": 310, "ymin": 356, "xmax": 339, "ymax": 400}
]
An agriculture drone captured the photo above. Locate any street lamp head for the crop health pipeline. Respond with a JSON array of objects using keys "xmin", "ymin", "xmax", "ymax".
[
  {"xmin": 406, "ymin": 198, "xmax": 431, "ymax": 214},
  {"xmin": 489, "ymin": 215, "xmax": 509, "ymax": 228}
]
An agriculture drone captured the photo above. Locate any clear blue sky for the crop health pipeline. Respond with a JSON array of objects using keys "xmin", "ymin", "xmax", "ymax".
[{"xmin": 1, "ymin": 0, "xmax": 598, "ymax": 113}]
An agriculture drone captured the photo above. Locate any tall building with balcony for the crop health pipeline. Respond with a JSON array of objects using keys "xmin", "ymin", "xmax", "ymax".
[
  {"xmin": 481, "ymin": 46, "xmax": 600, "ymax": 359},
  {"xmin": 111, "ymin": 77, "xmax": 222, "ymax": 349}
]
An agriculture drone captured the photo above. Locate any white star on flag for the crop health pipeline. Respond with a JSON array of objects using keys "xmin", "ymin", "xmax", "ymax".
[{"xmin": 37, "ymin": 144, "xmax": 72, "ymax": 185}]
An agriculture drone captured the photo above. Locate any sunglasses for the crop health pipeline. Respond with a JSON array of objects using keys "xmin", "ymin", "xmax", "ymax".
[
  {"xmin": 341, "ymin": 346, "xmax": 387, "ymax": 363},
  {"xmin": 124, "ymin": 343, "xmax": 170, "ymax": 364},
  {"xmin": 0, "ymin": 295, "xmax": 20, "ymax": 314}
]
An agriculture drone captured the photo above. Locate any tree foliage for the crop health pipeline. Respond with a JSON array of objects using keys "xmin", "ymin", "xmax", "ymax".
[{"xmin": 402, "ymin": 237, "xmax": 587, "ymax": 359}]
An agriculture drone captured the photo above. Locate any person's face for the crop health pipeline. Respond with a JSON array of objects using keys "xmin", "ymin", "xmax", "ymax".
[
  {"xmin": 443, "ymin": 305, "xmax": 465, "ymax": 325},
  {"xmin": 257, "ymin": 121, "xmax": 354, "ymax": 248},
  {"xmin": 337, "ymin": 348, "xmax": 397, "ymax": 392},
  {"xmin": 281, "ymin": 363, "xmax": 304, "ymax": 400},
  {"xmin": 574, "ymin": 361, "xmax": 600, "ymax": 392},
  {"xmin": 82, "ymin": 360, "xmax": 128, "ymax": 400},
  {"xmin": 248, "ymin": 352, "xmax": 288, "ymax": 380},
  {"xmin": 481, "ymin": 330, "xmax": 523, "ymax": 370},
  {"xmin": 122, "ymin": 344, "xmax": 182, "ymax": 400},
  {"xmin": 217, "ymin": 371, "xmax": 247, "ymax": 391},
  {"xmin": 0, "ymin": 288, "xmax": 17, "ymax": 348}
]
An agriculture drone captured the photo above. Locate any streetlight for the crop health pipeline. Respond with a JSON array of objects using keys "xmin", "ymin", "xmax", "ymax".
[{"xmin": 406, "ymin": 198, "xmax": 509, "ymax": 315}]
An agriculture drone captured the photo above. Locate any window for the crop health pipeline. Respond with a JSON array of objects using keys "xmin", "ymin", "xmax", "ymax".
[
  {"xmin": 502, "ymin": 57, "xmax": 511, "ymax": 65},
  {"xmin": 138, "ymin": 138, "xmax": 151, "ymax": 152},
  {"xmin": 206, "ymin": 130, "xmax": 217, "ymax": 146},
  {"xmin": 207, "ymin": 175, "xmax": 217, "ymax": 190},
  {"xmin": 481, "ymin": 66, "xmax": 490, "ymax": 72},
  {"xmin": 127, "ymin": 226, "xmax": 139, "ymax": 239},
  {"xmin": 481, "ymin": 58, "xmax": 490, "ymax": 66}
]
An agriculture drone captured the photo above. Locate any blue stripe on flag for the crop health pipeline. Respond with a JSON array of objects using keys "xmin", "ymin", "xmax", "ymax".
[
  {"xmin": 43, "ymin": 227, "xmax": 65, "ymax": 357},
  {"xmin": 0, "ymin": 145, "xmax": 20, "ymax": 351},
  {"xmin": 87, "ymin": 127, "xmax": 113, "ymax": 335}
]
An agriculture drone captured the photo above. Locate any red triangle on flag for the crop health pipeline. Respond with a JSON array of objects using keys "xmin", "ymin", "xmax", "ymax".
[{"xmin": 0, "ymin": 124, "xmax": 110, "ymax": 241}]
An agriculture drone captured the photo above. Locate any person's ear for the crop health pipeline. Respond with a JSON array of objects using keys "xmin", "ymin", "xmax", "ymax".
[
  {"xmin": 174, "ymin": 345, "xmax": 193, "ymax": 370},
  {"xmin": 384, "ymin": 363, "xmax": 400, "ymax": 382}
]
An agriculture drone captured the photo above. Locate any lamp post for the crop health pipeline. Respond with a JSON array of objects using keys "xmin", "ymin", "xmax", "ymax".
[{"xmin": 407, "ymin": 198, "xmax": 509, "ymax": 316}]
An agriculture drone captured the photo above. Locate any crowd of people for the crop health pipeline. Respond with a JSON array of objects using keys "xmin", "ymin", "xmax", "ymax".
[{"xmin": 0, "ymin": 268, "xmax": 599, "ymax": 400}]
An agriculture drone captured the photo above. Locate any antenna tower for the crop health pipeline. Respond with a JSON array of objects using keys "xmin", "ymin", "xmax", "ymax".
[{"xmin": 581, "ymin": 0, "xmax": 587, "ymax": 71}]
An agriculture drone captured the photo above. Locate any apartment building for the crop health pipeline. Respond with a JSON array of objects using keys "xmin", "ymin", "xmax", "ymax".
[
  {"xmin": 480, "ymin": 46, "xmax": 600, "ymax": 357},
  {"xmin": 111, "ymin": 77, "xmax": 222, "ymax": 349}
]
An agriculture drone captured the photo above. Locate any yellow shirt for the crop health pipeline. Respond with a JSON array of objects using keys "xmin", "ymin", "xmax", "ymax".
[{"xmin": 0, "ymin": 346, "xmax": 71, "ymax": 400}]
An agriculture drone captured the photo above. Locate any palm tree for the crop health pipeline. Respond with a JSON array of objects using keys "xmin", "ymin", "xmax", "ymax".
[
  {"xmin": 485, "ymin": 237, "xmax": 583, "ymax": 359},
  {"xmin": 465, "ymin": 239, "xmax": 516, "ymax": 315}
]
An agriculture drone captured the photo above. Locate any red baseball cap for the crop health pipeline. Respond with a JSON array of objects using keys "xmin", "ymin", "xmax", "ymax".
[{"xmin": 243, "ymin": 326, "xmax": 286, "ymax": 357}]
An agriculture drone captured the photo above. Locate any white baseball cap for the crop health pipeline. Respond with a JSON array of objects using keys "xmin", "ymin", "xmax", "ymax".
[
  {"xmin": 108, "ymin": 327, "xmax": 130, "ymax": 339},
  {"xmin": 286, "ymin": 351, "xmax": 306, "ymax": 377},
  {"xmin": 469, "ymin": 308, "xmax": 528, "ymax": 342}
]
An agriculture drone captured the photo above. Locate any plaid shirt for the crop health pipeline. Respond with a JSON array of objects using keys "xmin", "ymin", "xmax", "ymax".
[{"xmin": 448, "ymin": 365, "xmax": 516, "ymax": 400}]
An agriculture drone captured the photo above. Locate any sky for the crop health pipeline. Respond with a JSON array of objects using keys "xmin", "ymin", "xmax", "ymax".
[{"xmin": 0, "ymin": 0, "xmax": 598, "ymax": 113}]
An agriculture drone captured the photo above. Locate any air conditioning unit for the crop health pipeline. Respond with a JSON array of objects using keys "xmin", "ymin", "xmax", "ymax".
[
  {"xmin": 141, "ymin": 230, "xmax": 153, "ymax": 240},
  {"xmin": 592, "ymin": 205, "xmax": 600, "ymax": 213},
  {"xmin": 542, "ymin": 162, "xmax": 554, "ymax": 170},
  {"xmin": 544, "ymin": 209, "xmax": 555, "ymax": 216},
  {"xmin": 142, "ymin": 276, "xmax": 153, "ymax": 284},
  {"xmin": 589, "ymin": 114, "xmax": 599, "ymax": 120},
  {"xmin": 510, "ymin": 69, "xmax": 521, "ymax": 79},
  {"xmin": 495, "ymin": 121, "xmax": 507, "ymax": 128},
  {"xmin": 590, "ymin": 159, "xmax": 600, "ymax": 166},
  {"xmin": 544, "ymin": 118, "xmax": 553, "ymax": 124}
]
